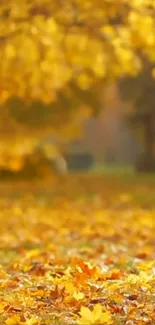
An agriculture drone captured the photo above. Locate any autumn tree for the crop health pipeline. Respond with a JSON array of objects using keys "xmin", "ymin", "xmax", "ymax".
[
  {"xmin": 0, "ymin": 0, "xmax": 155, "ymax": 172},
  {"xmin": 0, "ymin": 83, "xmax": 100, "ymax": 174},
  {"xmin": 1, "ymin": 0, "xmax": 155, "ymax": 101}
]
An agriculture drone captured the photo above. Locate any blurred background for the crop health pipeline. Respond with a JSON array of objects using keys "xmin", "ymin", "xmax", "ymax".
[{"xmin": 0, "ymin": 1, "xmax": 155, "ymax": 179}]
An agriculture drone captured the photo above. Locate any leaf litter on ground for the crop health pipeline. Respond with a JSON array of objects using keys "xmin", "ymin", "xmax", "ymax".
[{"xmin": 0, "ymin": 175, "xmax": 154, "ymax": 325}]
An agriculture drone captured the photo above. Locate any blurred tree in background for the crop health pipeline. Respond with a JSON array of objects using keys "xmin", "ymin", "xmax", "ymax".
[
  {"xmin": 0, "ymin": 0, "xmax": 155, "ymax": 175},
  {"xmin": 119, "ymin": 60, "xmax": 155, "ymax": 172},
  {"xmin": 0, "ymin": 83, "xmax": 100, "ymax": 175}
]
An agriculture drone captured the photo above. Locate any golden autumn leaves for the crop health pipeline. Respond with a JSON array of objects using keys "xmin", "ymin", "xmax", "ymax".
[{"xmin": 0, "ymin": 175, "xmax": 154, "ymax": 325}]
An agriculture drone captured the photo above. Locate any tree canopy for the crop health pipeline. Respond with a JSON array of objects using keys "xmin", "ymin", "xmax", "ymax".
[
  {"xmin": 0, "ymin": 0, "xmax": 155, "ymax": 103},
  {"xmin": 0, "ymin": 0, "xmax": 155, "ymax": 170}
]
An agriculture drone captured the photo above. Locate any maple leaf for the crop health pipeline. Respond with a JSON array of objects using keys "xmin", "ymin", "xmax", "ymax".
[
  {"xmin": 75, "ymin": 259, "xmax": 98, "ymax": 276},
  {"xmin": 73, "ymin": 291, "xmax": 85, "ymax": 301},
  {"xmin": 5, "ymin": 315, "xmax": 23, "ymax": 325},
  {"xmin": 64, "ymin": 281, "xmax": 85, "ymax": 302},
  {"xmin": 77, "ymin": 304, "xmax": 113, "ymax": 325}
]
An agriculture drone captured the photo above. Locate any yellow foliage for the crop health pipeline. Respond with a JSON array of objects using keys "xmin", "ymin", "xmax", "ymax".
[{"xmin": 0, "ymin": 0, "xmax": 155, "ymax": 102}]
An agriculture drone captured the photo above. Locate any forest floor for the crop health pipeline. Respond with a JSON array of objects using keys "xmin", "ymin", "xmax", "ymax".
[{"xmin": 0, "ymin": 174, "xmax": 154, "ymax": 325}]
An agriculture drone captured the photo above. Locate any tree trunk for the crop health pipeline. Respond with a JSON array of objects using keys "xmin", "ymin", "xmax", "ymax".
[
  {"xmin": 136, "ymin": 115, "xmax": 155, "ymax": 172},
  {"xmin": 144, "ymin": 116, "xmax": 154, "ymax": 157}
]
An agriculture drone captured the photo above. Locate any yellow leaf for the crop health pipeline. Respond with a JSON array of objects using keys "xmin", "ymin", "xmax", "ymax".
[
  {"xmin": 5, "ymin": 44, "xmax": 16, "ymax": 59},
  {"xmin": 5, "ymin": 315, "xmax": 23, "ymax": 325},
  {"xmin": 64, "ymin": 282, "xmax": 76, "ymax": 294},
  {"xmin": 126, "ymin": 274, "xmax": 139, "ymax": 284},
  {"xmin": 78, "ymin": 306, "xmax": 92, "ymax": 324},
  {"xmin": 76, "ymin": 74, "xmax": 93, "ymax": 90},
  {"xmin": 46, "ymin": 18, "xmax": 58, "ymax": 34},
  {"xmin": 78, "ymin": 304, "xmax": 112, "ymax": 324},
  {"xmin": 73, "ymin": 291, "xmax": 85, "ymax": 300}
]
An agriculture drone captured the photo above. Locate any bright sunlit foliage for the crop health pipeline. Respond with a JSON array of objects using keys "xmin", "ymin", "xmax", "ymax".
[{"xmin": 0, "ymin": 0, "xmax": 155, "ymax": 102}]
